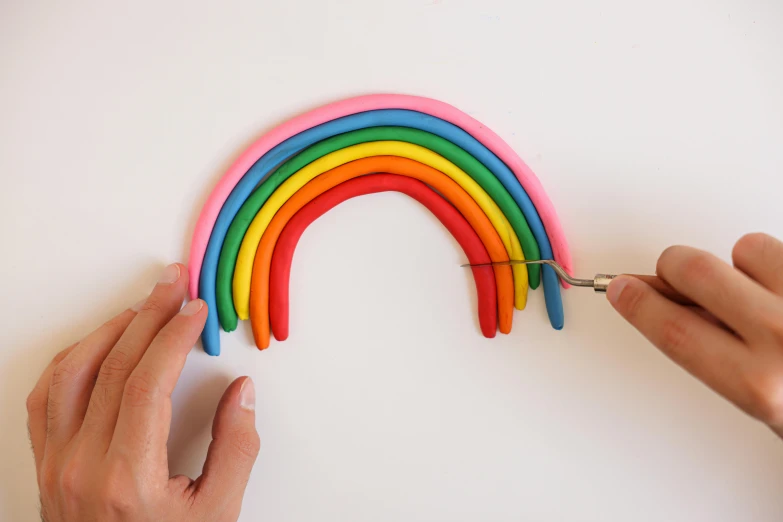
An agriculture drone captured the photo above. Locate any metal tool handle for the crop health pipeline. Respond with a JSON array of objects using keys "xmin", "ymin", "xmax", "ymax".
[
  {"xmin": 594, "ymin": 274, "xmax": 693, "ymax": 306},
  {"xmin": 593, "ymin": 274, "xmax": 616, "ymax": 292},
  {"xmin": 461, "ymin": 259, "xmax": 694, "ymax": 306}
]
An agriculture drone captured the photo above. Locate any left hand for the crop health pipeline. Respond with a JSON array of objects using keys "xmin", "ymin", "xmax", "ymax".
[{"xmin": 26, "ymin": 263, "xmax": 260, "ymax": 522}]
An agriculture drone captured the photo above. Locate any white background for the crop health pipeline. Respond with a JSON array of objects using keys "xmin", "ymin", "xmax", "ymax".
[{"xmin": 2, "ymin": 0, "xmax": 783, "ymax": 520}]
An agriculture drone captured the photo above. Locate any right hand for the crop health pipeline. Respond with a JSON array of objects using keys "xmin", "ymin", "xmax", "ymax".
[{"xmin": 607, "ymin": 233, "xmax": 783, "ymax": 439}]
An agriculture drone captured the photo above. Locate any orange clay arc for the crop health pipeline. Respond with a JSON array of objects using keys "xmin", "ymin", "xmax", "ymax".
[{"xmin": 248, "ymin": 156, "xmax": 515, "ymax": 349}]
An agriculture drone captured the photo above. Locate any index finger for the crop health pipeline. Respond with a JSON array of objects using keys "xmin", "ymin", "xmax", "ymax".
[
  {"xmin": 109, "ymin": 299, "xmax": 207, "ymax": 468},
  {"xmin": 607, "ymin": 276, "xmax": 751, "ymax": 404}
]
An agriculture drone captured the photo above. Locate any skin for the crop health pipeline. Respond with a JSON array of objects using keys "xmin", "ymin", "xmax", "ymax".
[
  {"xmin": 608, "ymin": 233, "xmax": 783, "ymax": 439},
  {"xmin": 26, "ymin": 263, "xmax": 260, "ymax": 522},
  {"xmin": 27, "ymin": 233, "xmax": 783, "ymax": 520}
]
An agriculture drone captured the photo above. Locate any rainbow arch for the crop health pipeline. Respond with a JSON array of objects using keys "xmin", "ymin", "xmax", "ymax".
[{"xmin": 190, "ymin": 94, "xmax": 572, "ymax": 355}]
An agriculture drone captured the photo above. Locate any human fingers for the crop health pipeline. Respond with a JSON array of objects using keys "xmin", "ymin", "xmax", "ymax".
[
  {"xmin": 44, "ymin": 308, "xmax": 137, "ymax": 454},
  {"xmin": 732, "ymin": 233, "xmax": 783, "ymax": 296},
  {"xmin": 27, "ymin": 344, "xmax": 77, "ymax": 474},
  {"xmin": 656, "ymin": 246, "xmax": 782, "ymax": 340},
  {"xmin": 193, "ymin": 377, "xmax": 259, "ymax": 519},
  {"xmin": 81, "ymin": 263, "xmax": 188, "ymax": 448},
  {"xmin": 607, "ymin": 276, "xmax": 750, "ymax": 404},
  {"xmin": 110, "ymin": 299, "xmax": 206, "ymax": 468}
]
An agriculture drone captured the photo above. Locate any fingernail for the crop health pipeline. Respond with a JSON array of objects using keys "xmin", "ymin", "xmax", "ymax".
[
  {"xmin": 131, "ymin": 298, "xmax": 146, "ymax": 312},
  {"xmin": 239, "ymin": 377, "xmax": 255, "ymax": 411},
  {"xmin": 158, "ymin": 263, "xmax": 181, "ymax": 285},
  {"xmin": 180, "ymin": 299, "xmax": 203, "ymax": 316},
  {"xmin": 606, "ymin": 276, "xmax": 631, "ymax": 305}
]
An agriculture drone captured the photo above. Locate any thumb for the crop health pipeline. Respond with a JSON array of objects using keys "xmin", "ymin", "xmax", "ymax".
[{"xmin": 195, "ymin": 376, "xmax": 260, "ymax": 514}]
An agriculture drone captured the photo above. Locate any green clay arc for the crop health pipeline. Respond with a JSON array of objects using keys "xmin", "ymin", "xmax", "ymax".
[{"xmin": 216, "ymin": 126, "xmax": 542, "ymax": 332}]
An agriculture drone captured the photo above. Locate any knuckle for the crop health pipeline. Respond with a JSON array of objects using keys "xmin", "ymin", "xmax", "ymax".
[
  {"xmin": 50, "ymin": 358, "xmax": 78, "ymax": 388},
  {"xmin": 678, "ymin": 252, "xmax": 715, "ymax": 285},
  {"xmin": 229, "ymin": 427, "xmax": 261, "ymax": 460},
  {"xmin": 152, "ymin": 327, "xmax": 180, "ymax": 348},
  {"xmin": 59, "ymin": 458, "xmax": 86, "ymax": 501},
  {"xmin": 83, "ymin": 385, "xmax": 111, "ymax": 425},
  {"xmin": 657, "ymin": 246, "xmax": 685, "ymax": 274},
  {"xmin": 658, "ymin": 317, "xmax": 694, "ymax": 359},
  {"xmin": 123, "ymin": 369, "xmax": 160, "ymax": 408},
  {"xmin": 734, "ymin": 233, "xmax": 783, "ymax": 286},
  {"xmin": 658, "ymin": 246, "xmax": 716, "ymax": 286},
  {"xmin": 98, "ymin": 350, "xmax": 134, "ymax": 384},
  {"xmin": 139, "ymin": 299, "xmax": 165, "ymax": 316},
  {"xmin": 101, "ymin": 460, "xmax": 138, "ymax": 514},
  {"xmin": 102, "ymin": 314, "xmax": 130, "ymax": 334},
  {"xmin": 747, "ymin": 370, "xmax": 783, "ymax": 426},
  {"xmin": 734, "ymin": 232, "xmax": 769, "ymax": 259}
]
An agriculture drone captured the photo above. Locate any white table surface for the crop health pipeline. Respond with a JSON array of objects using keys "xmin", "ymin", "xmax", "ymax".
[{"xmin": 2, "ymin": 1, "xmax": 783, "ymax": 520}]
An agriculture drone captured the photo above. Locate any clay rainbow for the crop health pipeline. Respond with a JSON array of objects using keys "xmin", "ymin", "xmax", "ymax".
[{"xmin": 189, "ymin": 94, "xmax": 572, "ymax": 356}]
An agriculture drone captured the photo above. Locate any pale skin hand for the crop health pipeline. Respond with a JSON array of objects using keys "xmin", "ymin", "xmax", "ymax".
[
  {"xmin": 26, "ymin": 263, "xmax": 260, "ymax": 522},
  {"xmin": 27, "ymin": 236, "xmax": 782, "ymax": 520},
  {"xmin": 608, "ymin": 233, "xmax": 783, "ymax": 439}
]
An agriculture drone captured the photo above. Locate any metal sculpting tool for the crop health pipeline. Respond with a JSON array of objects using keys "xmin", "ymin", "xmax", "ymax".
[{"xmin": 462, "ymin": 259, "xmax": 692, "ymax": 305}]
